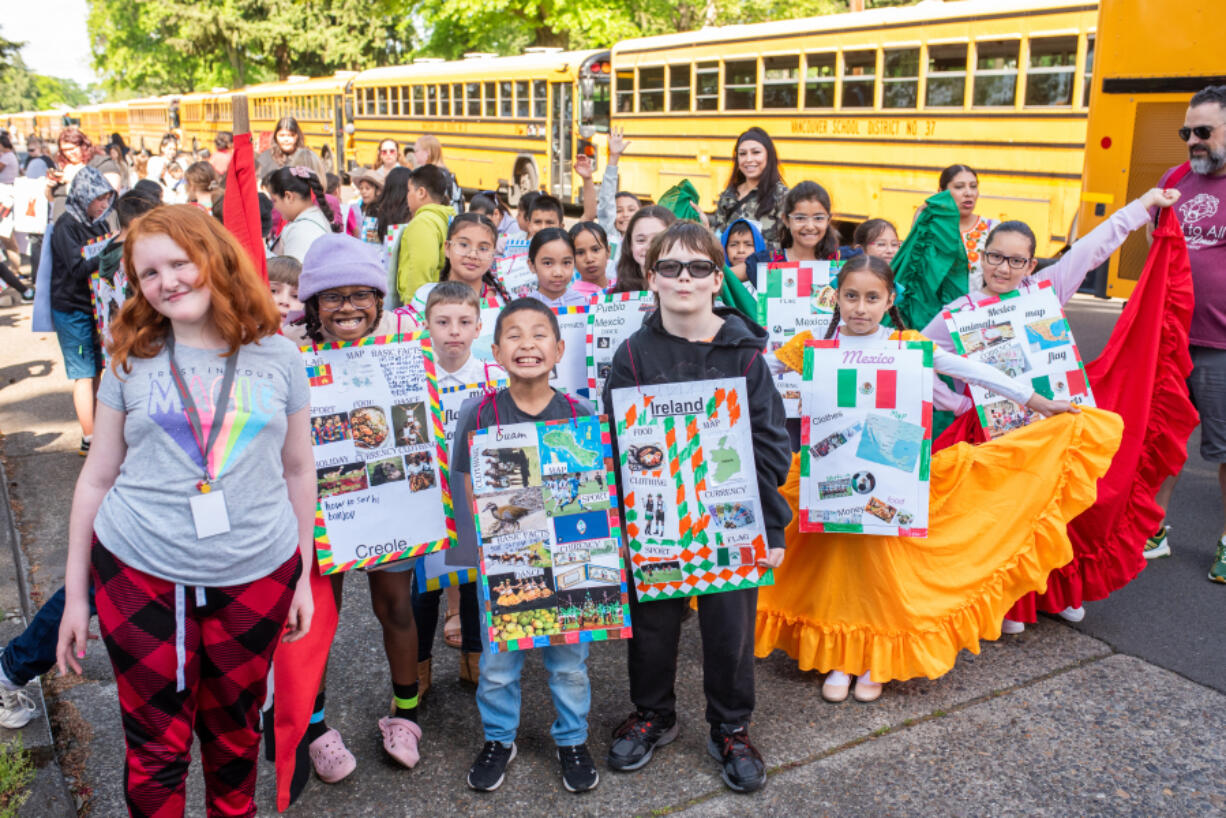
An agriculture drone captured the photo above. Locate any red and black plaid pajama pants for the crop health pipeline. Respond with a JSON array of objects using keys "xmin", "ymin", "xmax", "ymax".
[{"xmin": 92, "ymin": 541, "xmax": 301, "ymax": 818}]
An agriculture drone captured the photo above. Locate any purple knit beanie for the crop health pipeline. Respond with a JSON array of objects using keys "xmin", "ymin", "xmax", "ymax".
[{"xmin": 297, "ymin": 233, "xmax": 388, "ymax": 302}]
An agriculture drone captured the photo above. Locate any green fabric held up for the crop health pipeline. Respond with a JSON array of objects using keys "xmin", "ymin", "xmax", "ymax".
[
  {"xmin": 718, "ymin": 265, "xmax": 758, "ymax": 321},
  {"xmin": 891, "ymin": 189, "xmax": 970, "ymax": 331},
  {"xmin": 657, "ymin": 179, "xmax": 704, "ymax": 223}
]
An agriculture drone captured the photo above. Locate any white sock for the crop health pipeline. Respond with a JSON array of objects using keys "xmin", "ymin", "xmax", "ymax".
[
  {"xmin": 82, "ymin": 435, "xmax": 92, "ymax": 443},
  {"xmin": 857, "ymin": 670, "xmax": 876, "ymax": 686},
  {"xmin": 825, "ymin": 670, "xmax": 850, "ymax": 686},
  {"xmin": 0, "ymin": 664, "xmax": 20, "ymax": 692}
]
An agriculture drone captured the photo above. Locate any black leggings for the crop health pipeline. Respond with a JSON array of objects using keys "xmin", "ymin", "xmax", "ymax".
[
  {"xmin": 411, "ymin": 581, "xmax": 482, "ymax": 657},
  {"xmin": 0, "ymin": 261, "xmax": 26, "ymax": 292}
]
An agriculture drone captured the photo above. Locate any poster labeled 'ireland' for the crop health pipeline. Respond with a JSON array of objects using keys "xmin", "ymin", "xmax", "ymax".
[
  {"xmin": 610, "ymin": 377, "xmax": 772, "ymax": 601},
  {"xmin": 303, "ymin": 332, "xmax": 454, "ymax": 574}
]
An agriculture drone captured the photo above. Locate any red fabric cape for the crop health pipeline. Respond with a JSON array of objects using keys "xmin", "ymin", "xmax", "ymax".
[
  {"xmin": 933, "ymin": 205, "xmax": 1198, "ymax": 621},
  {"xmin": 222, "ymin": 132, "xmax": 268, "ymax": 283}
]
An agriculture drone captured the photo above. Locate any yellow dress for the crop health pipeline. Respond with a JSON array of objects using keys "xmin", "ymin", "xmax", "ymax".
[{"xmin": 756, "ymin": 331, "xmax": 1123, "ymax": 682}]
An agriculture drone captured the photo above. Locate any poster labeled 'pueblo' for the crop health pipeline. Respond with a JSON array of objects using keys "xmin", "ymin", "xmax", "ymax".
[
  {"xmin": 610, "ymin": 378, "xmax": 773, "ymax": 601},
  {"xmin": 587, "ymin": 291, "xmax": 656, "ymax": 413},
  {"xmin": 756, "ymin": 260, "xmax": 841, "ymax": 417},
  {"xmin": 942, "ymin": 281, "xmax": 1095, "ymax": 439},
  {"xmin": 303, "ymin": 332, "xmax": 454, "ymax": 574},
  {"xmin": 800, "ymin": 340, "xmax": 933, "ymax": 536},
  {"xmin": 469, "ymin": 416, "xmax": 631, "ymax": 653}
]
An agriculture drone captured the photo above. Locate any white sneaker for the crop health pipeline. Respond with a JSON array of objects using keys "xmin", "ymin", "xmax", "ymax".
[
  {"xmin": 853, "ymin": 671, "xmax": 883, "ymax": 703},
  {"xmin": 1001, "ymin": 618, "xmax": 1026, "ymax": 635},
  {"xmin": 1058, "ymin": 605, "xmax": 1086, "ymax": 623},
  {"xmin": 0, "ymin": 688, "xmax": 37, "ymax": 729},
  {"xmin": 821, "ymin": 671, "xmax": 851, "ymax": 702}
]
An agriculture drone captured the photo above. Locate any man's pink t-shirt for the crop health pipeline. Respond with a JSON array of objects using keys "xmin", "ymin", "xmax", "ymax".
[{"xmin": 1160, "ymin": 164, "xmax": 1226, "ymax": 348}]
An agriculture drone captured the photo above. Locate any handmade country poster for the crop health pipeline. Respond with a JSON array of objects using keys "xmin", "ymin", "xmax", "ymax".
[
  {"xmin": 91, "ymin": 267, "xmax": 131, "ymax": 369},
  {"xmin": 799, "ymin": 340, "xmax": 933, "ymax": 536},
  {"xmin": 12, "ymin": 177, "xmax": 48, "ymax": 236},
  {"xmin": 755, "ymin": 260, "xmax": 841, "ymax": 417},
  {"xmin": 494, "ymin": 252, "xmax": 536, "ymax": 299},
  {"xmin": 303, "ymin": 332, "xmax": 454, "ymax": 574},
  {"xmin": 587, "ymin": 290, "xmax": 656, "ymax": 412},
  {"xmin": 942, "ymin": 281, "xmax": 1095, "ymax": 439},
  {"xmin": 551, "ymin": 306, "xmax": 591, "ymax": 398},
  {"xmin": 610, "ymin": 377, "xmax": 772, "ymax": 601},
  {"xmin": 417, "ymin": 379, "xmax": 505, "ymax": 593},
  {"xmin": 469, "ymin": 416, "xmax": 631, "ymax": 652},
  {"xmin": 392, "ymin": 292, "xmax": 504, "ymax": 368}
]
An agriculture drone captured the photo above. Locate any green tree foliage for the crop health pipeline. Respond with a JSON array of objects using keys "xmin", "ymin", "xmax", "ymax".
[{"xmin": 0, "ymin": 29, "xmax": 95, "ymax": 111}]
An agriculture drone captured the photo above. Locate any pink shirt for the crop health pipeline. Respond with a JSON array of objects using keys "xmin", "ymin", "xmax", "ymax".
[{"xmin": 1160, "ymin": 164, "xmax": 1226, "ymax": 349}]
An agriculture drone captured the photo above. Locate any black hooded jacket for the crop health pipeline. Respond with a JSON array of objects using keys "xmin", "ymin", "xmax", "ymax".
[{"xmin": 602, "ymin": 306, "xmax": 793, "ymax": 550}]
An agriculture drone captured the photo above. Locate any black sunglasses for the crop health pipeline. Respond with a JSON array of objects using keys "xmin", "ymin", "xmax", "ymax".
[
  {"xmin": 1179, "ymin": 124, "xmax": 1222, "ymax": 142},
  {"xmin": 653, "ymin": 259, "xmax": 719, "ymax": 278}
]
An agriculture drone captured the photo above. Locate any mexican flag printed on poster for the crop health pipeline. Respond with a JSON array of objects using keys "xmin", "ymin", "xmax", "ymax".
[
  {"xmin": 610, "ymin": 377, "xmax": 773, "ymax": 601},
  {"xmin": 468, "ymin": 416, "xmax": 631, "ymax": 653},
  {"xmin": 800, "ymin": 340, "xmax": 934, "ymax": 536},
  {"xmin": 755, "ymin": 260, "xmax": 841, "ymax": 418},
  {"xmin": 586, "ymin": 290, "xmax": 657, "ymax": 413},
  {"xmin": 302, "ymin": 332, "xmax": 455, "ymax": 574},
  {"xmin": 942, "ymin": 281, "xmax": 1095, "ymax": 439}
]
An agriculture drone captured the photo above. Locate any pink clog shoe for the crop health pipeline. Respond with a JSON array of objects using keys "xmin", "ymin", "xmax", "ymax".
[
  {"xmin": 308, "ymin": 728, "xmax": 357, "ymax": 783},
  {"xmin": 378, "ymin": 716, "xmax": 422, "ymax": 769}
]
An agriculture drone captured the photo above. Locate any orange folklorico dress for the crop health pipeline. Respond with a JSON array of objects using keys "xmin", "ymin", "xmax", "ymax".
[{"xmin": 753, "ymin": 330, "xmax": 1123, "ymax": 682}]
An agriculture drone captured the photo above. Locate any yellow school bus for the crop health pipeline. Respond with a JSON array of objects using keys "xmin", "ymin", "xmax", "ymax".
[
  {"xmin": 178, "ymin": 90, "xmax": 233, "ymax": 154},
  {"xmin": 1077, "ymin": 0, "xmax": 1220, "ymax": 298},
  {"xmin": 127, "ymin": 96, "xmax": 179, "ymax": 152},
  {"xmin": 1, "ymin": 112, "xmax": 38, "ymax": 148},
  {"xmin": 246, "ymin": 73, "xmax": 355, "ymax": 172},
  {"xmin": 75, "ymin": 101, "xmax": 131, "ymax": 148},
  {"xmin": 611, "ymin": 0, "xmax": 1097, "ymax": 256},
  {"xmin": 348, "ymin": 49, "xmax": 612, "ymax": 205}
]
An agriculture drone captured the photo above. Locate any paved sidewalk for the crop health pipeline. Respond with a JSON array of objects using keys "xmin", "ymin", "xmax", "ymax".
[{"xmin": 0, "ymin": 298, "xmax": 1223, "ymax": 816}]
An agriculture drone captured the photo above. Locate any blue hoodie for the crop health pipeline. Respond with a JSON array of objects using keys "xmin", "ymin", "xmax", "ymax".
[{"xmin": 720, "ymin": 217, "xmax": 766, "ymax": 266}]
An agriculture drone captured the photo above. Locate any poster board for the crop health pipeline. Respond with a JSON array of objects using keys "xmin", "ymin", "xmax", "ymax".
[
  {"xmin": 552, "ymin": 305, "xmax": 590, "ymax": 398},
  {"xmin": 12, "ymin": 177, "xmax": 48, "ymax": 235},
  {"xmin": 799, "ymin": 340, "xmax": 933, "ymax": 536},
  {"xmin": 942, "ymin": 282, "xmax": 1094, "ymax": 439},
  {"xmin": 469, "ymin": 416, "xmax": 631, "ymax": 652},
  {"xmin": 90, "ymin": 267, "xmax": 130, "ymax": 369},
  {"xmin": 495, "ymin": 252, "xmax": 536, "ymax": 299},
  {"xmin": 610, "ymin": 377, "xmax": 772, "ymax": 601},
  {"xmin": 392, "ymin": 292, "xmax": 504, "ymax": 367},
  {"xmin": 303, "ymin": 332, "xmax": 454, "ymax": 574},
  {"xmin": 586, "ymin": 290, "xmax": 656, "ymax": 412},
  {"xmin": 755, "ymin": 260, "xmax": 841, "ymax": 418}
]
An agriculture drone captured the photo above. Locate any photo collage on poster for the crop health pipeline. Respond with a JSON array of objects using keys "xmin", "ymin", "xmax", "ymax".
[
  {"xmin": 91, "ymin": 267, "xmax": 131, "ymax": 369},
  {"xmin": 469, "ymin": 416, "xmax": 630, "ymax": 652},
  {"xmin": 756, "ymin": 260, "xmax": 841, "ymax": 417}
]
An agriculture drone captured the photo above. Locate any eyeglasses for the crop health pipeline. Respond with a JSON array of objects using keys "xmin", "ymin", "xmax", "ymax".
[
  {"xmin": 787, "ymin": 214, "xmax": 829, "ymax": 225},
  {"xmin": 380, "ymin": 147, "xmax": 398, "ymax": 154},
  {"xmin": 983, "ymin": 251, "xmax": 1032, "ymax": 270},
  {"xmin": 318, "ymin": 289, "xmax": 379, "ymax": 310},
  {"xmin": 653, "ymin": 259, "xmax": 719, "ymax": 278},
  {"xmin": 1179, "ymin": 124, "xmax": 1223, "ymax": 142}
]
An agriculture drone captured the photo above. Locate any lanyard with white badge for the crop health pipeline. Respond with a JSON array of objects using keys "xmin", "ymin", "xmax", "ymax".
[{"xmin": 166, "ymin": 333, "xmax": 237, "ymax": 539}]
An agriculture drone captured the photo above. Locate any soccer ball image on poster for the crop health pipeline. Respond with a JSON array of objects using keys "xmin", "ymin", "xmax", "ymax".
[
  {"xmin": 799, "ymin": 340, "xmax": 933, "ymax": 536},
  {"xmin": 303, "ymin": 333, "xmax": 454, "ymax": 574},
  {"xmin": 469, "ymin": 416, "xmax": 631, "ymax": 653},
  {"xmin": 610, "ymin": 378, "xmax": 773, "ymax": 602},
  {"xmin": 756, "ymin": 260, "xmax": 841, "ymax": 418}
]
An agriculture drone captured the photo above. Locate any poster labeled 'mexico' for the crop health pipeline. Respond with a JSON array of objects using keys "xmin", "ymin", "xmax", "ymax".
[
  {"xmin": 302, "ymin": 332, "xmax": 453, "ymax": 574},
  {"xmin": 469, "ymin": 416, "xmax": 630, "ymax": 653},
  {"xmin": 586, "ymin": 290, "xmax": 656, "ymax": 413},
  {"xmin": 942, "ymin": 281, "xmax": 1094, "ymax": 439},
  {"xmin": 610, "ymin": 378, "xmax": 772, "ymax": 601},
  {"xmin": 799, "ymin": 339, "xmax": 933, "ymax": 536},
  {"xmin": 755, "ymin": 260, "xmax": 841, "ymax": 417}
]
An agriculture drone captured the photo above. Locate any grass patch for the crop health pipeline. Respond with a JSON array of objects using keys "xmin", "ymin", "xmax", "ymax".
[{"xmin": 0, "ymin": 737, "xmax": 33, "ymax": 818}]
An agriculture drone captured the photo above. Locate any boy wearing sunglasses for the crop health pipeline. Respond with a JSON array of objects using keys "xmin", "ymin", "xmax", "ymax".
[{"xmin": 600, "ymin": 222, "xmax": 791, "ymax": 794}]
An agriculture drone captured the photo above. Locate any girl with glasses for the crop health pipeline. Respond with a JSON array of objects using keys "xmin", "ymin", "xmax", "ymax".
[
  {"xmin": 853, "ymin": 218, "xmax": 901, "ymax": 264},
  {"xmin": 740, "ymin": 181, "xmax": 859, "ymax": 291},
  {"xmin": 375, "ymin": 138, "xmax": 400, "ymax": 173}
]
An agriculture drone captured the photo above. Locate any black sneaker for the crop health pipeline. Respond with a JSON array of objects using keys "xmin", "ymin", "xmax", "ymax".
[
  {"xmin": 607, "ymin": 710, "xmax": 679, "ymax": 771},
  {"xmin": 467, "ymin": 740, "xmax": 516, "ymax": 791},
  {"xmin": 707, "ymin": 725, "xmax": 766, "ymax": 793},
  {"xmin": 557, "ymin": 743, "xmax": 599, "ymax": 792}
]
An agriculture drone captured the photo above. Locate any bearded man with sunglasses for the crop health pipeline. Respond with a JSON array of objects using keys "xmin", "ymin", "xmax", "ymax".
[{"xmin": 1150, "ymin": 85, "xmax": 1226, "ymax": 580}]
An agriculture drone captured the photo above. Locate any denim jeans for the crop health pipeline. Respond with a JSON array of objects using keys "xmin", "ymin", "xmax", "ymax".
[
  {"xmin": 476, "ymin": 641, "xmax": 590, "ymax": 747},
  {"xmin": 2, "ymin": 585, "xmax": 97, "ymax": 687}
]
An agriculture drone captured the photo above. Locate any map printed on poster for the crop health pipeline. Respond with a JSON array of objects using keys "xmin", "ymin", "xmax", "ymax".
[
  {"xmin": 90, "ymin": 267, "xmax": 131, "ymax": 369},
  {"xmin": 303, "ymin": 333, "xmax": 454, "ymax": 574},
  {"xmin": 469, "ymin": 417, "xmax": 631, "ymax": 652},
  {"xmin": 416, "ymin": 380, "xmax": 506, "ymax": 593},
  {"xmin": 942, "ymin": 281, "xmax": 1095, "ymax": 439},
  {"xmin": 610, "ymin": 378, "xmax": 773, "ymax": 601},
  {"xmin": 756, "ymin": 260, "xmax": 841, "ymax": 417},
  {"xmin": 495, "ymin": 253, "xmax": 536, "ymax": 299},
  {"xmin": 799, "ymin": 340, "xmax": 933, "ymax": 536},
  {"xmin": 587, "ymin": 291, "xmax": 656, "ymax": 412}
]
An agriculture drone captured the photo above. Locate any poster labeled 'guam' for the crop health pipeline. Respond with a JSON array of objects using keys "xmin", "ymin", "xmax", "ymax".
[
  {"xmin": 469, "ymin": 416, "xmax": 631, "ymax": 653},
  {"xmin": 303, "ymin": 332, "xmax": 454, "ymax": 574},
  {"xmin": 756, "ymin": 260, "xmax": 841, "ymax": 417},
  {"xmin": 610, "ymin": 378, "xmax": 772, "ymax": 601},
  {"xmin": 942, "ymin": 282, "xmax": 1095, "ymax": 439},
  {"xmin": 587, "ymin": 290, "xmax": 656, "ymax": 412},
  {"xmin": 799, "ymin": 340, "xmax": 933, "ymax": 536}
]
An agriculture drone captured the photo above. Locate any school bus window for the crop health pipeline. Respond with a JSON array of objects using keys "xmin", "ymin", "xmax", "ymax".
[
  {"xmin": 466, "ymin": 82, "xmax": 480, "ymax": 117},
  {"xmin": 842, "ymin": 50, "xmax": 877, "ymax": 109},
  {"xmin": 374, "ymin": 88, "xmax": 387, "ymax": 117},
  {"xmin": 393, "ymin": 86, "xmax": 405, "ymax": 116},
  {"xmin": 926, "ymin": 44, "xmax": 967, "ymax": 107},
  {"xmin": 724, "ymin": 59, "xmax": 757, "ymax": 110},
  {"xmin": 696, "ymin": 61, "xmax": 719, "ymax": 111},
  {"xmin": 638, "ymin": 66, "xmax": 665, "ymax": 113},
  {"xmin": 1025, "ymin": 36, "xmax": 1076, "ymax": 107},
  {"xmin": 424, "ymin": 85, "xmax": 435, "ymax": 116},
  {"xmin": 668, "ymin": 64, "xmax": 691, "ymax": 112},
  {"xmin": 616, "ymin": 70, "xmax": 635, "ymax": 113},
  {"xmin": 763, "ymin": 55, "xmax": 800, "ymax": 109},
  {"xmin": 500, "ymin": 81, "xmax": 512, "ymax": 117},
  {"xmin": 440, "ymin": 84, "xmax": 451, "ymax": 117},
  {"xmin": 1082, "ymin": 35, "xmax": 1094, "ymax": 108},
  {"xmin": 515, "ymin": 80, "xmax": 530, "ymax": 117},
  {"xmin": 883, "ymin": 48, "xmax": 919, "ymax": 109},
  {"xmin": 973, "ymin": 40, "xmax": 1019, "ymax": 107},
  {"xmin": 533, "ymin": 80, "xmax": 547, "ymax": 118},
  {"xmin": 590, "ymin": 80, "xmax": 610, "ymax": 132},
  {"xmin": 804, "ymin": 53, "xmax": 836, "ymax": 108},
  {"xmin": 484, "ymin": 81, "xmax": 497, "ymax": 117},
  {"xmin": 408, "ymin": 85, "xmax": 421, "ymax": 116},
  {"xmin": 452, "ymin": 83, "xmax": 464, "ymax": 116}
]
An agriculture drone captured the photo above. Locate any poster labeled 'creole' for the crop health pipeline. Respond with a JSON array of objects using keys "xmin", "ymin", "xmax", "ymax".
[
  {"xmin": 756, "ymin": 260, "xmax": 840, "ymax": 417},
  {"xmin": 610, "ymin": 378, "xmax": 772, "ymax": 601},
  {"xmin": 587, "ymin": 291, "xmax": 656, "ymax": 412},
  {"xmin": 942, "ymin": 282, "xmax": 1094, "ymax": 439},
  {"xmin": 469, "ymin": 416, "xmax": 631, "ymax": 652},
  {"xmin": 799, "ymin": 340, "xmax": 933, "ymax": 536},
  {"xmin": 303, "ymin": 333, "xmax": 453, "ymax": 574}
]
